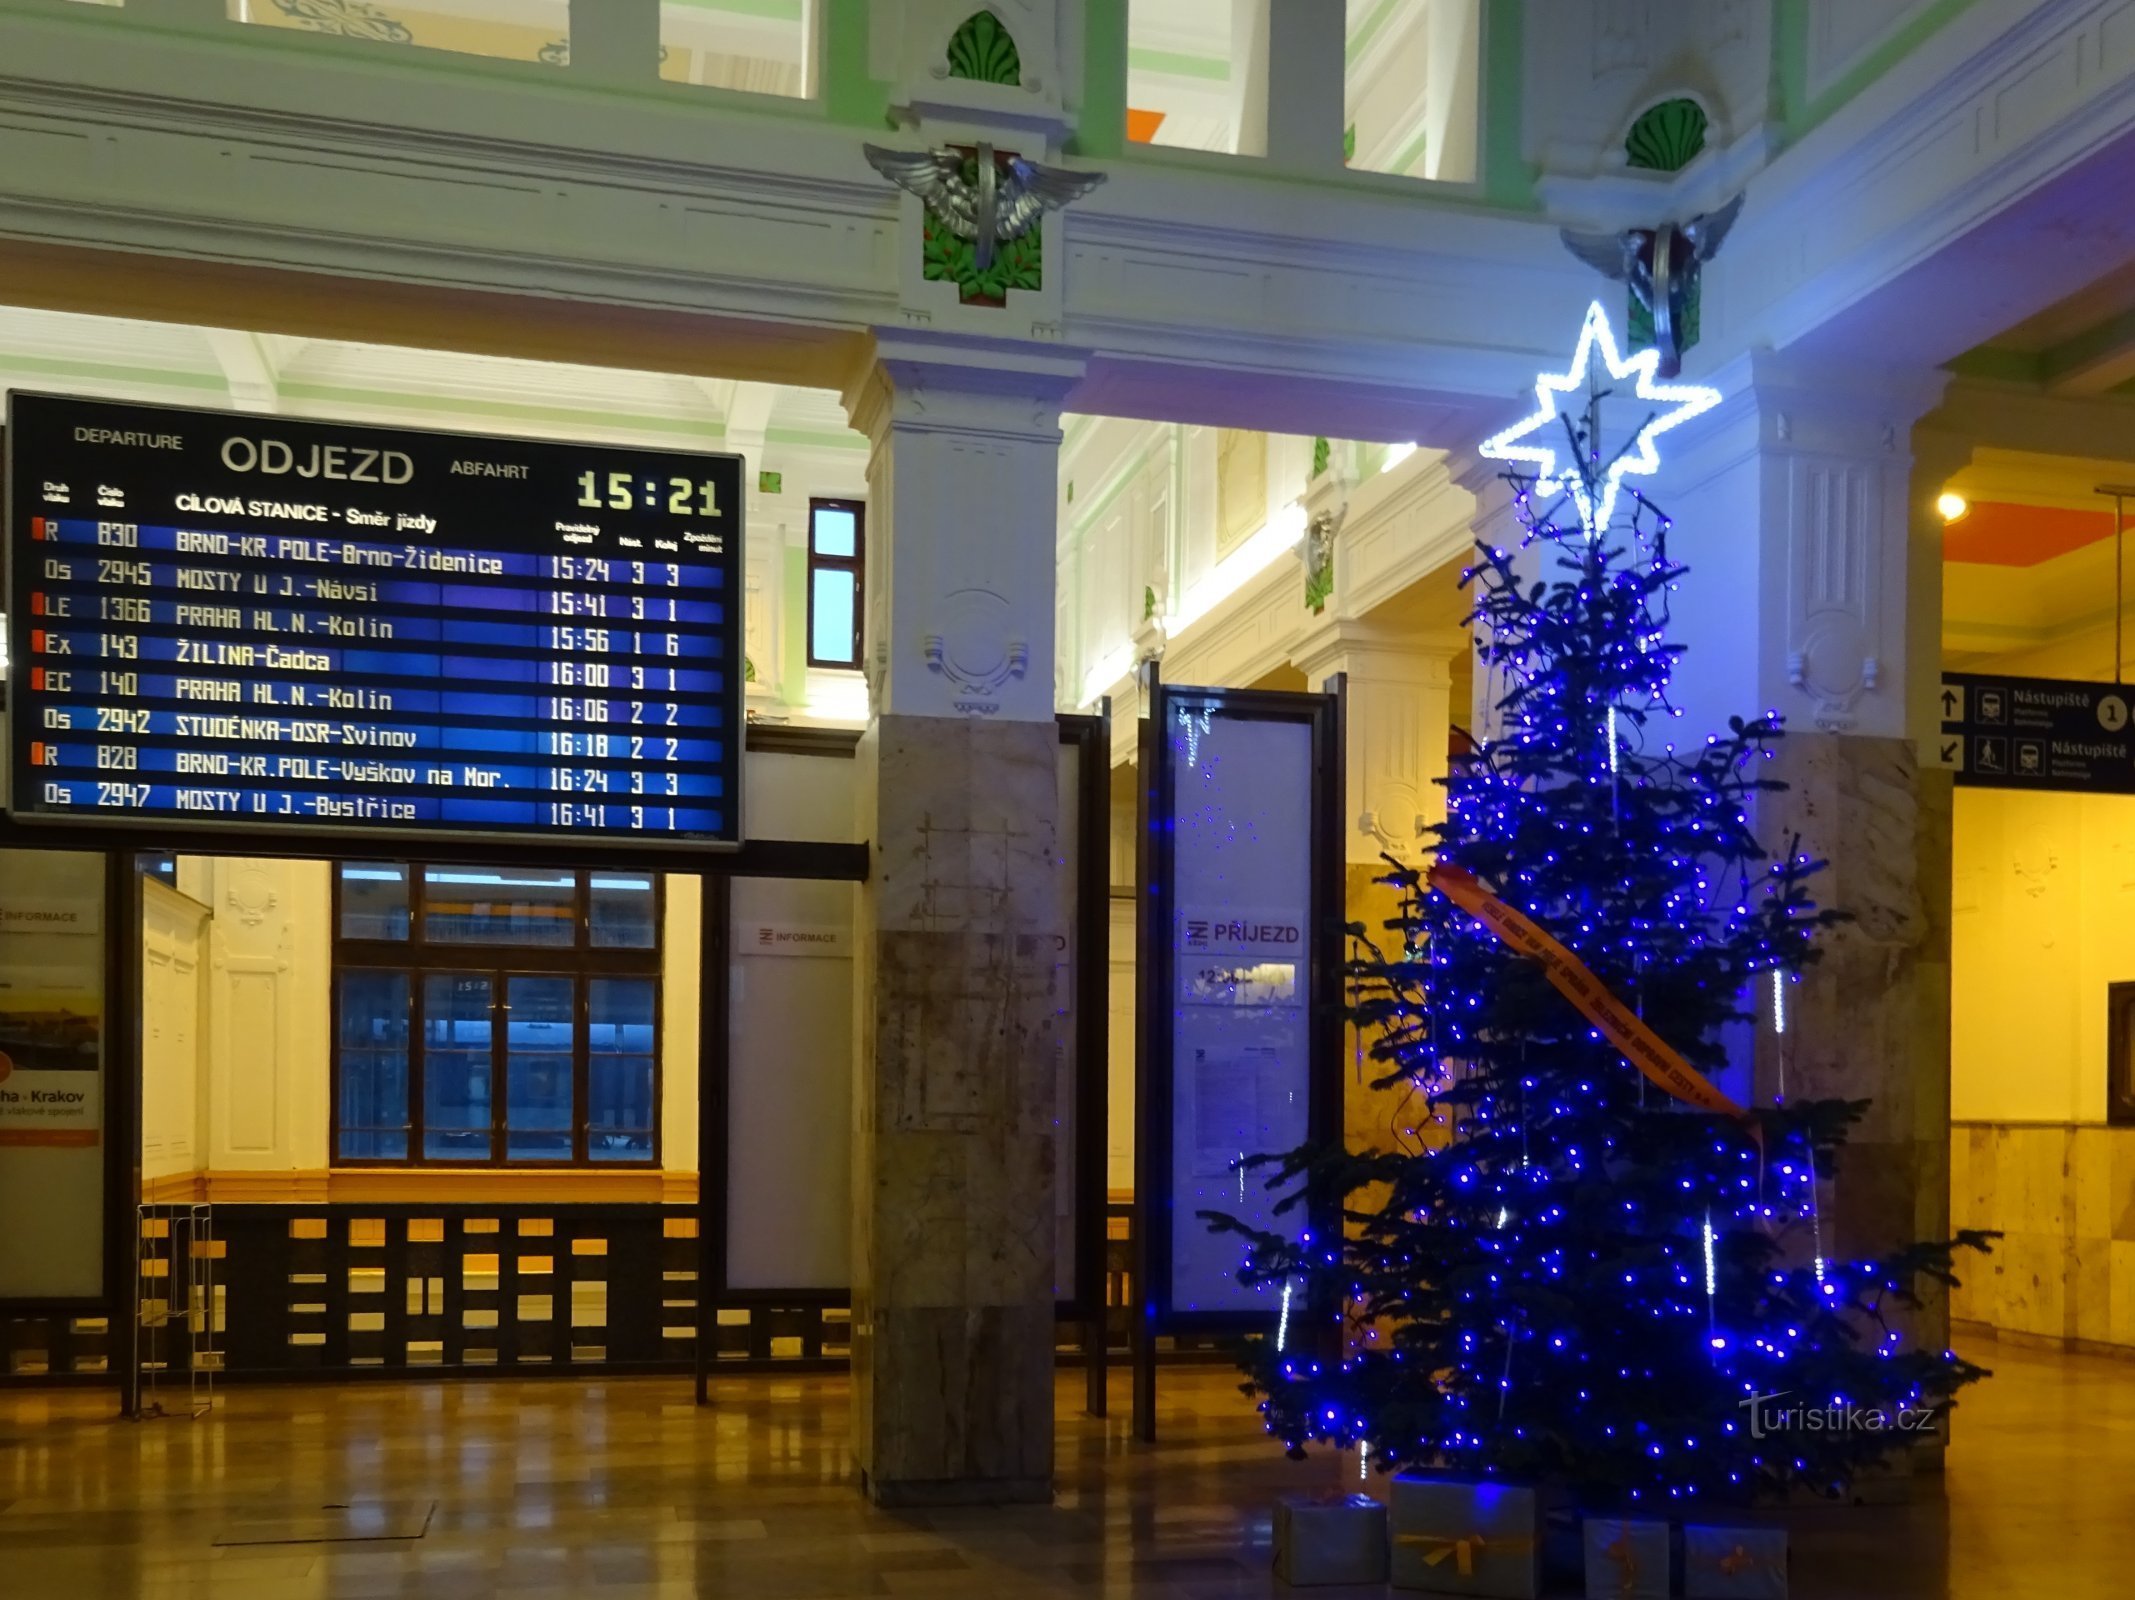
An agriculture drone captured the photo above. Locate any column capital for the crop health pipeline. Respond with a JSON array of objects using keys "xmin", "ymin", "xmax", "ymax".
[
  {"xmin": 842, "ymin": 332, "xmax": 1089, "ymax": 446},
  {"xmin": 1291, "ymin": 617, "xmax": 1464, "ymax": 689},
  {"xmin": 1669, "ymin": 349, "xmax": 1953, "ymax": 486}
]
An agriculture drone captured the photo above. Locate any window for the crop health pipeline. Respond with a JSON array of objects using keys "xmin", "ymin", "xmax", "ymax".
[
  {"xmin": 230, "ymin": 0, "xmax": 571, "ymax": 70},
  {"xmin": 332, "ymin": 864, "xmax": 661, "ymax": 1165},
  {"xmin": 660, "ymin": 0, "xmax": 813, "ymax": 97},
  {"xmin": 2109, "ymin": 983, "xmax": 2135, "ymax": 1126},
  {"xmin": 1343, "ymin": 0, "xmax": 1482, "ymax": 182},
  {"xmin": 1215, "ymin": 428, "xmax": 1268, "ymax": 558},
  {"xmin": 807, "ymin": 498, "xmax": 865, "ymax": 669},
  {"xmin": 1128, "ymin": 0, "xmax": 1257, "ymax": 153}
]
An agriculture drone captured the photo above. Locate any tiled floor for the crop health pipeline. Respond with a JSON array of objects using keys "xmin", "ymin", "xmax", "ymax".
[{"xmin": 0, "ymin": 1336, "xmax": 2129, "ymax": 1597}]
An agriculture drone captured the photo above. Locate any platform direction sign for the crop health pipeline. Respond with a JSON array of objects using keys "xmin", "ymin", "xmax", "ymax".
[{"xmin": 1935, "ymin": 671, "xmax": 2135, "ymax": 792}]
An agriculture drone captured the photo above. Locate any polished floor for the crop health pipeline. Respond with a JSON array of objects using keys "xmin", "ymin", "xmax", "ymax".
[{"xmin": 0, "ymin": 1338, "xmax": 2128, "ymax": 1598}]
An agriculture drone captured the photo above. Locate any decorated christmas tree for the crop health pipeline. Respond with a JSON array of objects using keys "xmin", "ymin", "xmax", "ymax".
[{"xmin": 1210, "ymin": 304, "xmax": 1992, "ymax": 1511}]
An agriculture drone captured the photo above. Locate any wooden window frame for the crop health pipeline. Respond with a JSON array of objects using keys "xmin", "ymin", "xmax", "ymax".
[
  {"xmin": 805, "ymin": 497, "xmax": 865, "ymax": 670},
  {"xmin": 330, "ymin": 865, "xmax": 663, "ymax": 1169}
]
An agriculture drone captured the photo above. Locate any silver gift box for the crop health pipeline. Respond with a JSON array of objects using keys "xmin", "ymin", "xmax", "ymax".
[
  {"xmin": 1683, "ymin": 1523, "xmax": 1788, "ymax": 1600},
  {"xmin": 1272, "ymin": 1493, "xmax": 1391, "ymax": 1587},
  {"xmin": 1582, "ymin": 1516, "xmax": 1671, "ymax": 1599},
  {"xmin": 1389, "ymin": 1473, "xmax": 1542, "ymax": 1597}
]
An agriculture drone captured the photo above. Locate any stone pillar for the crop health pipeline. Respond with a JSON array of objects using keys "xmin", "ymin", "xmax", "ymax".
[
  {"xmin": 1662, "ymin": 356, "xmax": 1956, "ymax": 1342},
  {"xmin": 1292, "ymin": 619, "xmax": 1466, "ymax": 1152},
  {"xmin": 1259, "ymin": 0, "xmax": 1348, "ymax": 174},
  {"xmin": 841, "ymin": 334, "xmax": 1084, "ymax": 1507},
  {"xmin": 568, "ymin": 0, "xmax": 660, "ymax": 81}
]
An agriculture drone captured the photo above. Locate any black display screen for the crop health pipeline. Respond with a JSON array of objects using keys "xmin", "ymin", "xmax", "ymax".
[{"xmin": 4, "ymin": 393, "xmax": 745, "ymax": 847}]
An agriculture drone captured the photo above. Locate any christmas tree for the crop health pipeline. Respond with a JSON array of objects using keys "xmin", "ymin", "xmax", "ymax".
[{"xmin": 1208, "ymin": 305, "xmax": 1992, "ymax": 1510}]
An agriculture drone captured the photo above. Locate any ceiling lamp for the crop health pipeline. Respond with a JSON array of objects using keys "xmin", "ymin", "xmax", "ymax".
[{"xmin": 1936, "ymin": 491, "xmax": 1969, "ymax": 524}]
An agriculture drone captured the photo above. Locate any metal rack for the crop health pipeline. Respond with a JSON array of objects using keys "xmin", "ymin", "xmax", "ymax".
[{"xmin": 134, "ymin": 1203, "xmax": 218, "ymax": 1419}]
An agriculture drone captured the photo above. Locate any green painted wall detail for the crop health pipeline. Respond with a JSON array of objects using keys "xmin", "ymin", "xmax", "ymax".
[
  {"xmin": 1311, "ymin": 436, "xmax": 1332, "ymax": 478},
  {"xmin": 1142, "ymin": 585, "xmax": 1157, "ymax": 623},
  {"xmin": 946, "ymin": 11, "xmax": 1021, "ymax": 86},
  {"xmin": 758, "ymin": 470, "xmax": 783, "ymax": 494},
  {"xmin": 1624, "ymin": 98, "xmax": 1708, "ymax": 172},
  {"xmin": 923, "ymin": 210, "xmax": 1041, "ymax": 305}
]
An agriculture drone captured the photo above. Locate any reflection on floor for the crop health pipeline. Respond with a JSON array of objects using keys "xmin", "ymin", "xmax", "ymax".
[{"xmin": 0, "ymin": 1338, "xmax": 2129, "ymax": 1598}]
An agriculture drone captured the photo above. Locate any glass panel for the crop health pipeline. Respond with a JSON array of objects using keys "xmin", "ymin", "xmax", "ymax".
[
  {"xmin": 340, "ymin": 864, "xmax": 411, "ymax": 940},
  {"xmin": 422, "ymin": 866, "xmax": 576, "ymax": 946},
  {"xmin": 1128, "ymin": 0, "xmax": 1257, "ymax": 153},
  {"xmin": 589, "ymin": 873, "xmax": 658, "ymax": 949},
  {"xmin": 587, "ymin": 978, "xmax": 656, "ymax": 1162},
  {"xmin": 659, "ymin": 0, "xmax": 810, "ymax": 97},
  {"xmin": 810, "ymin": 504, "xmax": 857, "ymax": 559},
  {"xmin": 1342, "ymin": 0, "xmax": 1482, "ymax": 182},
  {"xmin": 422, "ymin": 974, "xmax": 492, "ymax": 1161},
  {"xmin": 338, "ymin": 971, "xmax": 410, "ymax": 1162},
  {"xmin": 810, "ymin": 569, "xmax": 856, "ymax": 666},
  {"xmin": 230, "ymin": 0, "xmax": 571, "ymax": 70},
  {"xmin": 506, "ymin": 975, "xmax": 576, "ymax": 1161}
]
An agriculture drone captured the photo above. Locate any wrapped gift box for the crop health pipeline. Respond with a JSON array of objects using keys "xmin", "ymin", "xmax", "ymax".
[
  {"xmin": 1683, "ymin": 1523, "xmax": 1788, "ymax": 1599},
  {"xmin": 1581, "ymin": 1515, "xmax": 1670, "ymax": 1599},
  {"xmin": 1389, "ymin": 1473, "xmax": 1541, "ymax": 1597},
  {"xmin": 1272, "ymin": 1493, "xmax": 1390, "ymax": 1587}
]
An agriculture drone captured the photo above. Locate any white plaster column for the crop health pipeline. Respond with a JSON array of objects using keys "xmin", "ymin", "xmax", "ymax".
[
  {"xmin": 567, "ymin": 0, "xmax": 661, "ymax": 82},
  {"xmin": 1291, "ymin": 619, "xmax": 1467, "ymax": 1152},
  {"xmin": 1292, "ymin": 620, "xmax": 1466, "ymax": 867},
  {"xmin": 840, "ymin": 333, "xmax": 1085, "ymax": 1506},
  {"xmin": 1658, "ymin": 352, "xmax": 1949, "ymax": 749},
  {"xmin": 1259, "ymin": 0, "xmax": 1348, "ymax": 174},
  {"xmin": 1655, "ymin": 356, "xmax": 1958, "ymax": 1354}
]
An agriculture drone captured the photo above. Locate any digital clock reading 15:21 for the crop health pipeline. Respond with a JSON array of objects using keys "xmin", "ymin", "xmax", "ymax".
[{"xmin": 577, "ymin": 471, "xmax": 726, "ymax": 516}]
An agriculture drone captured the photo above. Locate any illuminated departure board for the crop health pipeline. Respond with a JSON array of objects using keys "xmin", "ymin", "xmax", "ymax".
[{"xmin": 4, "ymin": 393, "xmax": 745, "ymax": 847}]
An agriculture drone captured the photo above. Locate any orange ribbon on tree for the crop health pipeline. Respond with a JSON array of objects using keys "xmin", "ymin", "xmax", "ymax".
[{"xmin": 1427, "ymin": 862, "xmax": 1754, "ymax": 1126}]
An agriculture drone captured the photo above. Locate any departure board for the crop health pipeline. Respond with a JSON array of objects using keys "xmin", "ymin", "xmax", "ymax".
[{"xmin": 3, "ymin": 393, "xmax": 745, "ymax": 847}]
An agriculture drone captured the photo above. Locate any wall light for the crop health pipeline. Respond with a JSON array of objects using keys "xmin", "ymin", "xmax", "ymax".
[{"xmin": 1936, "ymin": 490, "xmax": 1969, "ymax": 523}]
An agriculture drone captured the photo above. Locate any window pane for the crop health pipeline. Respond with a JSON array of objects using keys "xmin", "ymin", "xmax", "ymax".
[
  {"xmin": 423, "ymin": 975, "xmax": 493, "ymax": 1161},
  {"xmin": 422, "ymin": 866, "xmax": 576, "ymax": 946},
  {"xmin": 338, "ymin": 971, "xmax": 410, "ymax": 1162},
  {"xmin": 589, "ymin": 873, "xmax": 658, "ymax": 949},
  {"xmin": 340, "ymin": 864, "xmax": 411, "ymax": 940},
  {"xmin": 587, "ymin": 978, "xmax": 656, "ymax": 1162},
  {"xmin": 1342, "ymin": 0, "xmax": 1482, "ymax": 182},
  {"xmin": 506, "ymin": 975, "xmax": 576, "ymax": 1161},
  {"xmin": 811, "ymin": 504, "xmax": 857, "ymax": 558},
  {"xmin": 811, "ymin": 569, "xmax": 857, "ymax": 665},
  {"xmin": 230, "ymin": 0, "xmax": 571, "ymax": 70},
  {"xmin": 660, "ymin": 0, "xmax": 808, "ymax": 97}
]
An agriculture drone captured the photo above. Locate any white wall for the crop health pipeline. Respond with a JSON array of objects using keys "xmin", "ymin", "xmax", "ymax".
[
  {"xmin": 141, "ymin": 879, "xmax": 211, "ymax": 1183},
  {"xmin": 1950, "ymin": 786, "xmax": 2135, "ymax": 1125},
  {"xmin": 726, "ymin": 745, "xmax": 859, "ymax": 1288},
  {"xmin": 176, "ymin": 856, "xmax": 334, "ymax": 1174}
]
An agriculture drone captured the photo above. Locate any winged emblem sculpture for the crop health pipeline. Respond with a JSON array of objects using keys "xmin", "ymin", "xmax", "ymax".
[
  {"xmin": 863, "ymin": 142, "xmax": 1107, "ymax": 272},
  {"xmin": 1559, "ymin": 193, "xmax": 1744, "ymax": 377}
]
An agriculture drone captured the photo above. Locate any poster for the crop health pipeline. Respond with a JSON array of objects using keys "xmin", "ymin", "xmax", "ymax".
[
  {"xmin": 0, "ymin": 849, "xmax": 108, "ymax": 1303},
  {"xmin": 1163, "ymin": 711, "xmax": 1316, "ymax": 1316}
]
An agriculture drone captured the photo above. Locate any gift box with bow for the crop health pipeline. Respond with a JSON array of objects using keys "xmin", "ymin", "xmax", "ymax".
[
  {"xmin": 1272, "ymin": 1492, "xmax": 1390, "ymax": 1587},
  {"xmin": 1389, "ymin": 1473, "xmax": 1541, "ymax": 1597},
  {"xmin": 1683, "ymin": 1523, "xmax": 1788, "ymax": 1599},
  {"xmin": 1581, "ymin": 1515, "xmax": 1670, "ymax": 1599}
]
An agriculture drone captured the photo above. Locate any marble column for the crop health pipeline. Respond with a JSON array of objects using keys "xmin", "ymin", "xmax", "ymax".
[
  {"xmin": 841, "ymin": 334, "xmax": 1084, "ymax": 1506},
  {"xmin": 1661, "ymin": 356, "xmax": 1958, "ymax": 1355},
  {"xmin": 1292, "ymin": 619, "xmax": 1467, "ymax": 1153}
]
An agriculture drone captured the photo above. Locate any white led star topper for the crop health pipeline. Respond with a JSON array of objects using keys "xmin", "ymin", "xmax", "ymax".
[{"xmin": 1479, "ymin": 299, "xmax": 1721, "ymax": 537}]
